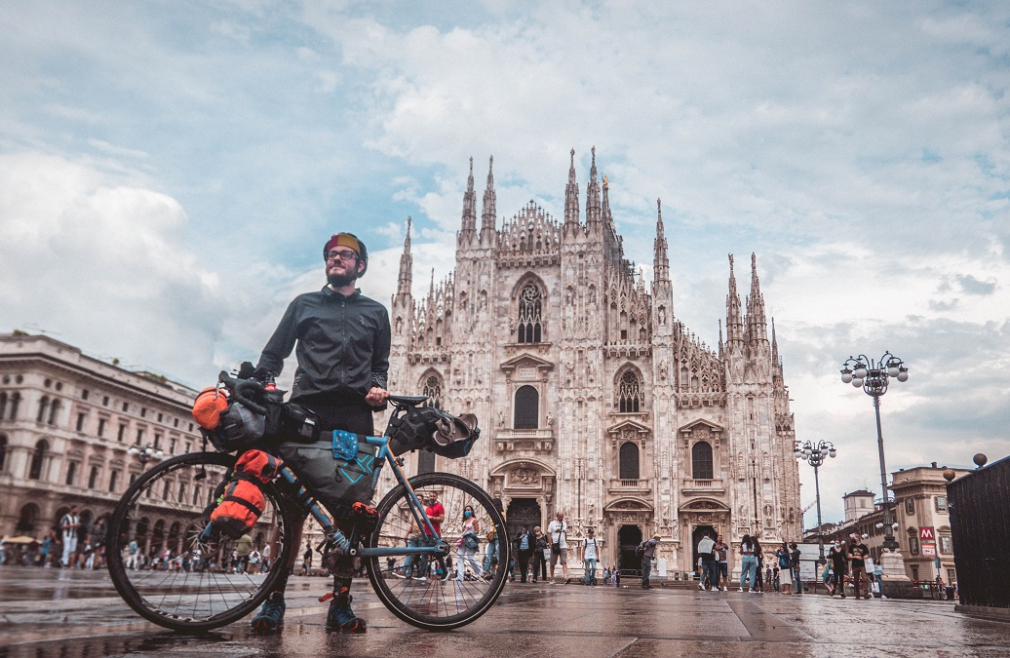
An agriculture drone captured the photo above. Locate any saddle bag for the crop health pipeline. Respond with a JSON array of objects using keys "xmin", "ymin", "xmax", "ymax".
[
  {"xmin": 208, "ymin": 449, "xmax": 284, "ymax": 539},
  {"xmin": 275, "ymin": 430, "xmax": 379, "ymax": 516}
]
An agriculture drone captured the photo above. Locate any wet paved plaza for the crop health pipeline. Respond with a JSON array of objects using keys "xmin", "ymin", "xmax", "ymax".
[{"xmin": 0, "ymin": 567, "xmax": 1008, "ymax": 657}]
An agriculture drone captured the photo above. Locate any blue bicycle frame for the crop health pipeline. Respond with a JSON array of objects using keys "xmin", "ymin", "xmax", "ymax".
[{"xmin": 276, "ymin": 433, "xmax": 448, "ymax": 559}]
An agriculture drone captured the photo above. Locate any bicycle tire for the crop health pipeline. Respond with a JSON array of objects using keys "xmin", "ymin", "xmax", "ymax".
[
  {"xmin": 365, "ymin": 473, "xmax": 511, "ymax": 631},
  {"xmin": 105, "ymin": 451, "xmax": 294, "ymax": 633}
]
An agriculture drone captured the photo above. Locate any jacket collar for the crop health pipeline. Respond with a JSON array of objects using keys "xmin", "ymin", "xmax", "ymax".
[{"xmin": 322, "ymin": 285, "xmax": 361, "ymax": 300}]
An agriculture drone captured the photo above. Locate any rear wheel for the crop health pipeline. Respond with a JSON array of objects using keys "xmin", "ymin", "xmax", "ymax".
[
  {"xmin": 105, "ymin": 452, "xmax": 294, "ymax": 632},
  {"xmin": 365, "ymin": 473, "xmax": 510, "ymax": 631}
]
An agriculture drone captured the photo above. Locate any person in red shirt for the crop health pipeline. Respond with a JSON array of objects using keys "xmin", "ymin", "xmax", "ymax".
[
  {"xmin": 425, "ymin": 490, "xmax": 445, "ymax": 536},
  {"xmin": 423, "ymin": 490, "xmax": 447, "ymax": 579}
]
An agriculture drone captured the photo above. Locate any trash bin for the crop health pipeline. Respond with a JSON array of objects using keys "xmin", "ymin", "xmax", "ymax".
[{"xmin": 944, "ymin": 586, "xmax": 955, "ymax": 600}]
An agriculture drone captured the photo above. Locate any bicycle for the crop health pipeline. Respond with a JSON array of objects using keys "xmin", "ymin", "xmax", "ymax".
[{"xmin": 105, "ymin": 394, "xmax": 510, "ymax": 633}]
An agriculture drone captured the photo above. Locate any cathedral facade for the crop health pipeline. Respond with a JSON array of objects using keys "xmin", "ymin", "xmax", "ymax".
[{"xmin": 385, "ymin": 149, "xmax": 802, "ymax": 574}]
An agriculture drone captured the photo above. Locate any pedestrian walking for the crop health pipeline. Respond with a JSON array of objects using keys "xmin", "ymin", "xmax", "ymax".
[
  {"xmin": 738, "ymin": 534, "xmax": 758, "ymax": 592},
  {"xmin": 547, "ymin": 511, "xmax": 569, "ymax": 581},
  {"xmin": 514, "ymin": 525, "xmax": 533, "ymax": 583},
  {"xmin": 789, "ymin": 542, "xmax": 803, "ymax": 594},
  {"xmin": 532, "ymin": 527, "xmax": 549, "ymax": 583},
  {"xmin": 775, "ymin": 542, "xmax": 793, "ymax": 594},
  {"xmin": 828, "ymin": 540, "xmax": 848, "ymax": 597},
  {"xmin": 639, "ymin": 533, "xmax": 660, "ymax": 589},
  {"xmin": 847, "ymin": 534, "xmax": 871, "ymax": 600},
  {"xmin": 59, "ymin": 505, "xmax": 80, "ymax": 568},
  {"xmin": 697, "ymin": 531, "xmax": 719, "ymax": 592},
  {"xmin": 714, "ymin": 535, "xmax": 729, "ymax": 591},
  {"xmin": 582, "ymin": 528, "xmax": 599, "ymax": 585}
]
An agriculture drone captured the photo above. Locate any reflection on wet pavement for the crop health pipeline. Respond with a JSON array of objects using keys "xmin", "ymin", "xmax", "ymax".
[{"xmin": 0, "ymin": 566, "xmax": 1008, "ymax": 657}]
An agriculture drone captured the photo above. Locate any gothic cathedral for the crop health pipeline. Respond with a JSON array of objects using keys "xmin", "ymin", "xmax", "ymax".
[{"xmin": 385, "ymin": 149, "xmax": 802, "ymax": 573}]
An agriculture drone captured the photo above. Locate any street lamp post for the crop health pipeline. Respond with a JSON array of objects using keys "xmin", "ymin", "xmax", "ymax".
[
  {"xmin": 840, "ymin": 352, "xmax": 908, "ymax": 553},
  {"xmin": 795, "ymin": 440, "xmax": 837, "ymax": 573},
  {"xmin": 126, "ymin": 445, "xmax": 163, "ymax": 542}
]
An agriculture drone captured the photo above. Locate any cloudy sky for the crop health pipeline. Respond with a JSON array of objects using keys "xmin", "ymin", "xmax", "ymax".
[{"xmin": 2, "ymin": 1, "xmax": 1008, "ymax": 527}]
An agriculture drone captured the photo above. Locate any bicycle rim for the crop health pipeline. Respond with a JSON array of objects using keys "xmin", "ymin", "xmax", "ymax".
[
  {"xmin": 106, "ymin": 452, "xmax": 293, "ymax": 632},
  {"xmin": 365, "ymin": 473, "xmax": 510, "ymax": 631}
]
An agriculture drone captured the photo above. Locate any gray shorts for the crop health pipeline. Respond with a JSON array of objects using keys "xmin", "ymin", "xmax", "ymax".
[{"xmin": 550, "ymin": 548, "xmax": 567, "ymax": 567}]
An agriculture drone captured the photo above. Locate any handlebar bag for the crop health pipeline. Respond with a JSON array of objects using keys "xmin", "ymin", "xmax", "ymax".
[
  {"xmin": 387, "ymin": 407, "xmax": 479, "ymax": 459},
  {"xmin": 274, "ymin": 431, "xmax": 378, "ymax": 516}
]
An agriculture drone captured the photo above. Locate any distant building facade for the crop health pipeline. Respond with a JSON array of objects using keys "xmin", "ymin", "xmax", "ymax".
[
  {"xmin": 382, "ymin": 150, "xmax": 803, "ymax": 573},
  {"xmin": 819, "ymin": 464, "xmax": 969, "ymax": 582},
  {"xmin": 0, "ymin": 333, "xmax": 217, "ymax": 554}
]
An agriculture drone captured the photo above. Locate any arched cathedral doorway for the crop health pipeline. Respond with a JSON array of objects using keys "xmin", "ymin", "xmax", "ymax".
[
  {"xmin": 506, "ymin": 498, "xmax": 541, "ymax": 540},
  {"xmin": 618, "ymin": 525, "xmax": 642, "ymax": 574}
]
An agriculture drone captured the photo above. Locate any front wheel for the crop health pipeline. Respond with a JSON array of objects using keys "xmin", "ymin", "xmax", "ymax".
[
  {"xmin": 105, "ymin": 452, "xmax": 295, "ymax": 633},
  {"xmin": 365, "ymin": 473, "xmax": 510, "ymax": 631}
]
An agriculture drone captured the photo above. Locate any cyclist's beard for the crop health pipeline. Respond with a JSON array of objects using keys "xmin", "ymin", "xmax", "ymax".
[{"xmin": 327, "ymin": 272, "xmax": 357, "ymax": 288}]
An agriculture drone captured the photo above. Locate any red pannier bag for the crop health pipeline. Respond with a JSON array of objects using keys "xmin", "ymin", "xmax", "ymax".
[{"xmin": 209, "ymin": 450, "xmax": 284, "ymax": 539}]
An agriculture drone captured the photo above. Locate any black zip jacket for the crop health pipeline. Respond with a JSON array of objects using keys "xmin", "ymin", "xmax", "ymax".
[{"xmin": 257, "ymin": 286, "xmax": 390, "ymax": 405}]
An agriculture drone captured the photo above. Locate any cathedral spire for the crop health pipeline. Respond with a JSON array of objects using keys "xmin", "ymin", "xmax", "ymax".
[
  {"xmin": 653, "ymin": 198, "xmax": 670, "ymax": 283},
  {"xmin": 746, "ymin": 252, "xmax": 768, "ymax": 343},
  {"xmin": 771, "ymin": 317, "xmax": 779, "ymax": 365},
  {"xmin": 564, "ymin": 148, "xmax": 580, "ymax": 231},
  {"xmin": 396, "ymin": 216, "xmax": 413, "ymax": 298},
  {"xmin": 718, "ymin": 319, "xmax": 724, "ymax": 359},
  {"xmin": 585, "ymin": 146, "xmax": 601, "ymax": 229},
  {"xmin": 480, "ymin": 155, "xmax": 496, "ymax": 237},
  {"xmin": 726, "ymin": 254, "xmax": 744, "ymax": 344},
  {"xmin": 460, "ymin": 156, "xmax": 476, "ymax": 241}
]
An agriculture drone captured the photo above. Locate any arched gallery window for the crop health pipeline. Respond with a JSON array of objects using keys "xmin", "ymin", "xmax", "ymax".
[
  {"xmin": 517, "ymin": 283, "xmax": 543, "ymax": 343},
  {"xmin": 617, "ymin": 370, "xmax": 641, "ymax": 413},
  {"xmin": 7, "ymin": 392, "xmax": 20, "ymax": 420},
  {"xmin": 619, "ymin": 442, "xmax": 640, "ymax": 480},
  {"xmin": 29, "ymin": 439, "xmax": 48, "ymax": 480},
  {"xmin": 37, "ymin": 396, "xmax": 50, "ymax": 423},
  {"xmin": 0, "ymin": 434, "xmax": 7, "ymax": 472},
  {"xmin": 692, "ymin": 441, "xmax": 714, "ymax": 480},
  {"xmin": 514, "ymin": 385, "xmax": 539, "ymax": 429}
]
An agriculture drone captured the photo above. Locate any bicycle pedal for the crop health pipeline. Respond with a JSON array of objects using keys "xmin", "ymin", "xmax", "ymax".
[{"xmin": 318, "ymin": 592, "xmax": 334, "ymax": 603}]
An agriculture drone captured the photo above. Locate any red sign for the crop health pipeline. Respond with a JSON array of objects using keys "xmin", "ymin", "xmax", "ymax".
[{"xmin": 920, "ymin": 527, "xmax": 935, "ymax": 541}]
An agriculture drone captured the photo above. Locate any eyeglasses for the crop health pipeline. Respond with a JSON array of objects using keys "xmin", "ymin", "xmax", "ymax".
[{"xmin": 327, "ymin": 250, "xmax": 358, "ymax": 262}]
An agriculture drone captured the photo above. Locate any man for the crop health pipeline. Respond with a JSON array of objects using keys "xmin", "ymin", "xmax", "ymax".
[
  {"xmin": 423, "ymin": 490, "xmax": 446, "ymax": 580},
  {"xmin": 251, "ymin": 233, "xmax": 390, "ymax": 634},
  {"xmin": 790, "ymin": 542, "xmax": 803, "ymax": 594},
  {"xmin": 514, "ymin": 525, "xmax": 533, "ymax": 583},
  {"xmin": 301, "ymin": 541, "xmax": 313, "ymax": 577},
  {"xmin": 582, "ymin": 528, "xmax": 599, "ymax": 585},
  {"xmin": 261, "ymin": 542, "xmax": 271, "ymax": 574},
  {"xmin": 697, "ymin": 531, "xmax": 718, "ymax": 592},
  {"xmin": 848, "ymin": 534, "xmax": 871, "ymax": 600},
  {"xmin": 123, "ymin": 537, "xmax": 138, "ymax": 569},
  {"xmin": 714, "ymin": 535, "xmax": 729, "ymax": 591},
  {"xmin": 640, "ymin": 533, "xmax": 661, "ymax": 589},
  {"xmin": 828, "ymin": 540, "xmax": 848, "ymax": 598},
  {"xmin": 60, "ymin": 506, "xmax": 80, "ymax": 568},
  {"xmin": 547, "ymin": 511, "xmax": 569, "ymax": 581},
  {"xmin": 235, "ymin": 533, "xmax": 253, "ymax": 574}
]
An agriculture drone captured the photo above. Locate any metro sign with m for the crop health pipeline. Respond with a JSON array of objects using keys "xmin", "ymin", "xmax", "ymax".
[{"xmin": 920, "ymin": 527, "xmax": 936, "ymax": 542}]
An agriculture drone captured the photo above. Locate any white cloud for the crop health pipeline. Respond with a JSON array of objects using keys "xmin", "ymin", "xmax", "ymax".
[{"xmin": 0, "ymin": 152, "xmax": 228, "ymax": 384}]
